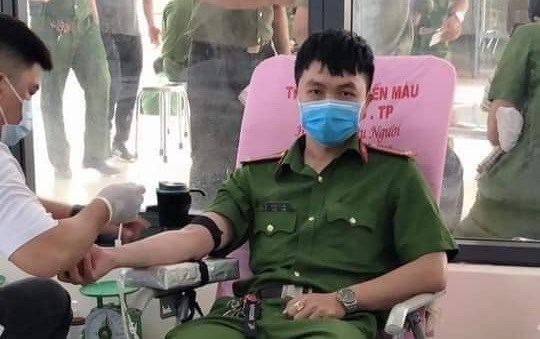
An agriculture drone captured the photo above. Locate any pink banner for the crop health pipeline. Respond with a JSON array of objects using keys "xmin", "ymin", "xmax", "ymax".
[{"xmin": 237, "ymin": 55, "xmax": 456, "ymax": 199}]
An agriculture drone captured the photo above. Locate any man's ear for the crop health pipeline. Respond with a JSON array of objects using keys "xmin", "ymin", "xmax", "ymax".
[{"xmin": 360, "ymin": 93, "xmax": 373, "ymax": 120}]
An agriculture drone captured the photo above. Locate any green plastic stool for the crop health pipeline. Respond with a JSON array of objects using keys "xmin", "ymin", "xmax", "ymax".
[
  {"xmin": 80, "ymin": 281, "xmax": 142, "ymax": 338},
  {"xmin": 0, "ymin": 275, "xmax": 5, "ymax": 286},
  {"xmin": 80, "ymin": 280, "xmax": 138, "ymax": 308}
]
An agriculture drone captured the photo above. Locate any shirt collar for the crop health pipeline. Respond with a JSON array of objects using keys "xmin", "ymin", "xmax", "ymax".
[{"xmin": 275, "ymin": 135, "xmax": 367, "ymax": 178}]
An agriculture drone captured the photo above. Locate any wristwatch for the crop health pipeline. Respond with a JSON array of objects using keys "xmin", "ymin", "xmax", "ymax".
[
  {"xmin": 451, "ymin": 11, "xmax": 466, "ymax": 23},
  {"xmin": 336, "ymin": 288, "xmax": 359, "ymax": 313}
]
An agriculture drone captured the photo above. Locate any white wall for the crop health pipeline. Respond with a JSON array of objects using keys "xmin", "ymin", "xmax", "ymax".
[{"xmin": 437, "ymin": 264, "xmax": 540, "ymax": 338}]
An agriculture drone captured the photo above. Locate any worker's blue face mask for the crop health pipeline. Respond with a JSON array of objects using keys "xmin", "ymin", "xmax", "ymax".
[
  {"xmin": 299, "ymin": 99, "xmax": 361, "ymax": 147},
  {"xmin": 0, "ymin": 78, "xmax": 33, "ymax": 146}
]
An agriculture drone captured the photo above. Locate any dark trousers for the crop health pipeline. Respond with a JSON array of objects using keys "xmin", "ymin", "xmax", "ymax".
[
  {"xmin": 101, "ymin": 33, "xmax": 143, "ymax": 146},
  {"xmin": 0, "ymin": 278, "xmax": 72, "ymax": 339},
  {"xmin": 187, "ymin": 41, "xmax": 274, "ymax": 209}
]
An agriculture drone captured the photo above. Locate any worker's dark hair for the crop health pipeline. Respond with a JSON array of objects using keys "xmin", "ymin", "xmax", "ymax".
[
  {"xmin": 295, "ymin": 29, "xmax": 375, "ymax": 90},
  {"xmin": 0, "ymin": 14, "xmax": 53, "ymax": 76}
]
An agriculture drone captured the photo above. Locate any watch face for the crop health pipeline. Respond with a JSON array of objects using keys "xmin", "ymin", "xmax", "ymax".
[{"xmin": 339, "ymin": 289, "xmax": 356, "ymax": 304}]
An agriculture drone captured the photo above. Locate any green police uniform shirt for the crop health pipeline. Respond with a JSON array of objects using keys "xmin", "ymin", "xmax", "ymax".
[
  {"xmin": 456, "ymin": 23, "xmax": 540, "ymax": 238},
  {"xmin": 208, "ymin": 136, "xmax": 457, "ymax": 296},
  {"xmin": 31, "ymin": 0, "xmax": 93, "ymax": 23},
  {"xmin": 188, "ymin": 1, "xmax": 274, "ymax": 48},
  {"xmin": 412, "ymin": 0, "xmax": 450, "ymax": 57}
]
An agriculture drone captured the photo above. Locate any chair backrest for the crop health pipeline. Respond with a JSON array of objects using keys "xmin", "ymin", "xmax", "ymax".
[{"xmin": 216, "ymin": 55, "xmax": 456, "ymax": 298}]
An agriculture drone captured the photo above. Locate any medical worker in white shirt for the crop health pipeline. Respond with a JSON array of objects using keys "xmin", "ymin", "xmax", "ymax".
[{"xmin": 0, "ymin": 14, "xmax": 147, "ymax": 339}]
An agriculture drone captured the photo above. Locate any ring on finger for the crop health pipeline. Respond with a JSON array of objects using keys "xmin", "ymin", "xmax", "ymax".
[{"xmin": 293, "ymin": 300, "xmax": 305, "ymax": 312}]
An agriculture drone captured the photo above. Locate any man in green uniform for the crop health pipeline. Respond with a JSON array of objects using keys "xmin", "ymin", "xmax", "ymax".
[
  {"xmin": 159, "ymin": 0, "xmax": 194, "ymax": 82},
  {"xmin": 62, "ymin": 30, "xmax": 457, "ymax": 339},
  {"xmin": 186, "ymin": 0, "xmax": 292, "ymax": 209},
  {"xmin": 411, "ymin": 0, "xmax": 469, "ymax": 57},
  {"xmin": 455, "ymin": 2, "xmax": 540, "ymax": 239},
  {"xmin": 29, "ymin": 0, "xmax": 118, "ymax": 177}
]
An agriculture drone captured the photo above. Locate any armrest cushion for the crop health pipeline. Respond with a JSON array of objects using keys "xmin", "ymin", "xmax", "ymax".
[
  {"xmin": 124, "ymin": 258, "xmax": 239, "ymax": 290},
  {"xmin": 384, "ymin": 292, "xmax": 445, "ymax": 335}
]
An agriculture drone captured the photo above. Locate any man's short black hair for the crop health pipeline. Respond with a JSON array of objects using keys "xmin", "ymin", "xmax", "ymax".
[
  {"xmin": 530, "ymin": 0, "xmax": 540, "ymax": 21},
  {"xmin": 0, "ymin": 14, "xmax": 53, "ymax": 75},
  {"xmin": 295, "ymin": 29, "xmax": 375, "ymax": 90}
]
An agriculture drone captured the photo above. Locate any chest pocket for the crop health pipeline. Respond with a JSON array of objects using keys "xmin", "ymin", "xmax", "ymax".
[
  {"xmin": 326, "ymin": 206, "xmax": 377, "ymax": 232},
  {"xmin": 254, "ymin": 212, "xmax": 297, "ymax": 237},
  {"xmin": 324, "ymin": 206, "xmax": 380, "ymax": 267}
]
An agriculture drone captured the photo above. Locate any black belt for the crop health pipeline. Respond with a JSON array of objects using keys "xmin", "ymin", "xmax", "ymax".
[{"xmin": 191, "ymin": 40, "xmax": 272, "ymax": 56}]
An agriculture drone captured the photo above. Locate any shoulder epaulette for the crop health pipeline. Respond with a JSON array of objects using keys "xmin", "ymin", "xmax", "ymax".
[
  {"xmin": 240, "ymin": 151, "xmax": 287, "ymax": 165},
  {"xmin": 365, "ymin": 143, "xmax": 415, "ymax": 158}
]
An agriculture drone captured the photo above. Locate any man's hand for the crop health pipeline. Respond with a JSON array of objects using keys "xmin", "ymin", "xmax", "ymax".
[
  {"xmin": 100, "ymin": 215, "xmax": 150, "ymax": 244},
  {"xmin": 58, "ymin": 245, "xmax": 116, "ymax": 285},
  {"xmin": 283, "ymin": 293, "xmax": 346, "ymax": 320},
  {"xmin": 440, "ymin": 15, "xmax": 463, "ymax": 42},
  {"xmin": 148, "ymin": 26, "xmax": 161, "ymax": 45}
]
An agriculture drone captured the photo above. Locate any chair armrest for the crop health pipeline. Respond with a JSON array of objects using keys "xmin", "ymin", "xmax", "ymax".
[
  {"xmin": 124, "ymin": 258, "xmax": 239, "ymax": 290},
  {"xmin": 384, "ymin": 292, "xmax": 445, "ymax": 336}
]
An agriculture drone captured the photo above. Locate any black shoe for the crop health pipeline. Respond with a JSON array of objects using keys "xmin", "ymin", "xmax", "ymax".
[
  {"xmin": 54, "ymin": 167, "xmax": 72, "ymax": 179},
  {"xmin": 83, "ymin": 159, "xmax": 120, "ymax": 176},
  {"xmin": 112, "ymin": 143, "xmax": 136, "ymax": 162}
]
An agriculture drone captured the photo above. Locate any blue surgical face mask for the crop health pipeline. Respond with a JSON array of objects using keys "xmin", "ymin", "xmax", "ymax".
[
  {"xmin": 299, "ymin": 99, "xmax": 361, "ymax": 147},
  {"xmin": 0, "ymin": 78, "xmax": 33, "ymax": 146}
]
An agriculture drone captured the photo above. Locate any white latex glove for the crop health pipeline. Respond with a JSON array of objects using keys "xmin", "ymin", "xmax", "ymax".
[
  {"xmin": 96, "ymin": 183, "xmax": 145, "ymax": 223},
  {"xmin": 496, "ymin": 107, "xmax": 523, "ymax": 152}
]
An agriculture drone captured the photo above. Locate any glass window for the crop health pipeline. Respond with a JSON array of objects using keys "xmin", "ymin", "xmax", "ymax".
[
  {"xmin": 353, "ymin": 0, "xmax": 538, "ymax": 241},
  {"xmin": 28, "ymin": 0, "xmax": 304, "ymax": 213}
]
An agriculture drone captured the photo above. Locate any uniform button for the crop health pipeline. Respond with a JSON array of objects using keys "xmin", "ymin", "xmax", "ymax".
[
  {"xmin": 308, "ymin": 216, "xmax": 315, "ymax": 222},
  {"xmin": 317, "ymin": 176, "xmax": 323, "ymax": 183},
  {"xmin": 293, "ymin": 271, "xmax": 301, "ymax": 277},
  {"xmin": 257, "ymin": 37, "xmax": 262, "ymax": 44},
  {"xmin": 349, "ymin": 217, "xmax": 357, "ymax": 225},
  {"xmin": 258, "ymin": 12, "xmax": 264, "ymax": 18},
  {"xmin": 266, "ymin": 224, "xmax": 274, "ymax": 233}
]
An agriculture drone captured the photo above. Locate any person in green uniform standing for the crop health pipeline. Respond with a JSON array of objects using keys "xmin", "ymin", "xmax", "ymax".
[
  {"xmin": 411, "ymin": 0, "xmax": 469, "ymax": 57},
  {"xmin": 61, "ymin": 30, "xmax": 457, "ymax": 339},
  {"xmin": 455, "ymin": 1, "xmax": 540, "ymax": 239},
  {"xmin": 159, "ymin": 0, "xmax": 194, "ymax": 82},
  {"xmin": 29, "ymin": 0, "xmax": 118, "ymax": 177},
  {"xmin": 186, "ymin": 0, "xmax": 292, "ymax": 209}
]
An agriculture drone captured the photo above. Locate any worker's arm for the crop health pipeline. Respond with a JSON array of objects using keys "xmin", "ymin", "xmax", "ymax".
[
  {"xmin": 143, "ymin": 0, "xmax": 161, "ymax": 45},
  {"xmin": 200, "ymin": 0, "xmax": 295, "ymax": 10},
  {"xmin": 10, "ymin": 199, "xmax": 110, "ymax": 278},
  {"xmin": 59, "ymin": 212, "xmax": 236, "ymax": 284},
  {"xmin": 272, "ymin": 5, "xmax": 291, "ymax": 54},
  {"xmin": 9, "ymin": 183, "xmax": 144, "ymax": 278}
]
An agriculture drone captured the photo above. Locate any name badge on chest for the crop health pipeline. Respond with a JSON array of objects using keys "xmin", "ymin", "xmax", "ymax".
[{"xmin": 260, "ymin": 201, "xmax": 294, "ymax": 212}]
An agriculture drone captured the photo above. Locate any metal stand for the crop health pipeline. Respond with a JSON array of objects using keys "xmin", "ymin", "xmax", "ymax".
[{"xmin": 134, "ymin": 83, "xmax": 191, "ymax": 163}]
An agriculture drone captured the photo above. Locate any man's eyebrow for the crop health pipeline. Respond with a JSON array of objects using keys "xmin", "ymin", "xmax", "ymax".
[
  {"xmin": 305, "ymin": 80, "xmax": 325, "ymax": 87},
  {"xmin": 336, "ymin": 82, "xmax": 358, "ymax": 90}
]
